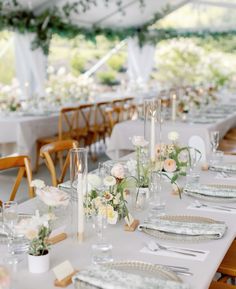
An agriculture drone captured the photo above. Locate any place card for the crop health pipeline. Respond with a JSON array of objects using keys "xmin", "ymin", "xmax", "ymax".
[
  {"xmin": 53, "ymin": 260, "xmax": 78, "ymax": 287},
  {"xmin": 47, "ymin": 225, "xmax": 67, "ymax": 245},
  {"xmin": 124, "ymin": 214, "xmax": 139, "ymax": 232}
]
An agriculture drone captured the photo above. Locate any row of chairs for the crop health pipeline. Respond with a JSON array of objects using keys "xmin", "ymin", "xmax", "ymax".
[
  {"xmin": 35, "ymin": 97, "xmax": 137, "ymax": 171},
  {"xmin": 0, "ymin": 140, "xmax": 78, "ymax": 204}
]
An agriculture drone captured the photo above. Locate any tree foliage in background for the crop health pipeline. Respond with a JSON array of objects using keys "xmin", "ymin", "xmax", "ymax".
[{"xmin": 154, "ymin": 38, "xmax": 234, "ymax": 88}]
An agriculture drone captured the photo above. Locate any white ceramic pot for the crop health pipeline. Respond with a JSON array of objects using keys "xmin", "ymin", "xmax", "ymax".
[{"xmin": 28, "ymin": 252, "xmax": 50, "ymax": 274}]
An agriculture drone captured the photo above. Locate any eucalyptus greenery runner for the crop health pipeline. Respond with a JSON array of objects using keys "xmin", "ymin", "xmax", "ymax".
[{"xmin": 1, "ymin": 0, "xmax": 236, "ymax": 55}]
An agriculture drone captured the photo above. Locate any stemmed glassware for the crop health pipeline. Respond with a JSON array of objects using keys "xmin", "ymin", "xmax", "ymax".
[
  {"xmin": 2, "ymin": 201, "xmax": 19, "ymax": 266},
  {"xmin": 210, "ymin": 131, "xmax": 220, "ymax": 153},
  {"xmin": 188, "ymin": 147, "xmax": 202, "ymax": 174}
]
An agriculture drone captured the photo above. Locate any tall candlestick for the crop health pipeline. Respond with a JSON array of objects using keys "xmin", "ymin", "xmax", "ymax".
[
  {"xmin": 172, "ymin": 94, "xmax": 176, "ymax": 121},
  {"xmin": 77, "ymin": 172, "xmax": 85, "ymax": 242},
  {"xmin": 150, "ymin": 115, "xmax": 156, "ymax": 162}
]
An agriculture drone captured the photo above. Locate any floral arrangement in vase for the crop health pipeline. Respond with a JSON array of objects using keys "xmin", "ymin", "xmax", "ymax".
[
  {"xmin": 155, "ymin": 132, "xmax": 201, "ymax": 185},
  {"xmin": 87, "ymin": 163, "xmax": 136, "ymax": 225},
  {"xmin": 128, "ymin": 136, "xmax": 150, "ymax": 188}
]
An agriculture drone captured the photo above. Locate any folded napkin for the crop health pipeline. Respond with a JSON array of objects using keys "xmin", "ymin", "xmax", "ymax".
[
  {"xmin": 138, "ymin": 219, "xmax": 226, "ymax": 239},
  {"xmin": 209, "ymin": 163, "xmax": 236, "ymax": 173},
  {"xmin": 73, "ymin": 265, "xmax": 189, "ymax": 289},
  {"xmin": 184, "ymin": 184, "xmax": 236, "ymax": 198}
]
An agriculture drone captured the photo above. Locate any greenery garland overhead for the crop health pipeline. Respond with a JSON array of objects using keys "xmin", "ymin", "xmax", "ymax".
[{"xmin": 1, "ymin": 0, "xmax": 236, "ymax": 55}]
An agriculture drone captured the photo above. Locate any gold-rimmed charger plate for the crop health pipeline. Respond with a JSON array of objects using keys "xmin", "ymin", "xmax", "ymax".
[{"xmin": 104, "ymin": 261, "xmax": 182, "ymax": 283}]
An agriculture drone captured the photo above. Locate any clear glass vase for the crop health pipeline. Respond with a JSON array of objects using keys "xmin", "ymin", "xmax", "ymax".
[{"xmin": 70, "ymin": 148, "xmax": 88, "ymax": 242}]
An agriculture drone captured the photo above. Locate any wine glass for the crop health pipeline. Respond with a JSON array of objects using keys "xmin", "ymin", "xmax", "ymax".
[
  {"xmin": 188, "ymin": 147, "xmax": 202, "ymax": 174},
  {"xmin": 2, "ymin": 201, "xmax": 19, "ymax": 266},
  {"xmin": 210, "ymin": 131, "xmax": 220, "ymax": 153},
  {"xmin": 91, "ymin": 197, "xmax": 113, "ymax": 264}
]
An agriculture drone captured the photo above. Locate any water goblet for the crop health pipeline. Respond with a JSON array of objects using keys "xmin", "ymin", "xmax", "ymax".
[
  {"xmin": 2, "ymin": 202, "xmax": 19, "ymax": 266},
  {"xmin": 188, "ymin": 147, "xmax": 202, "ymax": 174}
]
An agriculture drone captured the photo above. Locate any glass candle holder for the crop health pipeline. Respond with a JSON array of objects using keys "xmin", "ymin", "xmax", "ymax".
[{"xmin": 70, "ymin": 148, "xmax": 88, "ymax": 242}]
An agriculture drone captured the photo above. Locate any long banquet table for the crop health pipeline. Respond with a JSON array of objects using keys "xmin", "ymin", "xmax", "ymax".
[
  {"xmin": 4, "ymin": 155, "xmax": 236, "ymax": 289},
  {"xmin": 106, "ymin": 110, "xmax": 236, "ymax": 160}
]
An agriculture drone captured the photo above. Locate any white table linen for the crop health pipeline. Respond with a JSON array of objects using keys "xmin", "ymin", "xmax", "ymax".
[
  {"xmin": 3, "ymin": 157, "xmax": 236, "ymax": 289},
  {"xmin": 106, "ymin": 111, "xmax": 236, "ymax": 160}
]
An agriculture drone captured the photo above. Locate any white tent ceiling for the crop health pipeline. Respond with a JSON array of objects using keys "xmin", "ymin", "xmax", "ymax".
[{"xmin": 3, "ymin": 0, "xmax": 190, "ymax": 28}]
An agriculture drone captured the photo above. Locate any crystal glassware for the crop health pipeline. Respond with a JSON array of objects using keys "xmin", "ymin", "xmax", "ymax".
[
  {"xmin": 210, "ymin": 131, "xmax": 220, "ymax": 153},
  {"xmin": 188, "ymin": 147, "xmax": 202, "ymax": 174},
  {"xmin": 148, "ymin": 171, "xmax": 165, "ymax": 217},
  {"xmin": 91, "ymin": 198, "xmax": 113, "ymax": 265},
  {"xmin": 2, "ymin": 201, "xmax": 19, "ymax": 266}
]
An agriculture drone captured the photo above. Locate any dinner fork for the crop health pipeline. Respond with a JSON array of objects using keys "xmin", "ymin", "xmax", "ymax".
[{"xmin": 147, "ymin": 241, "xmax": 197, "ymax": 257}]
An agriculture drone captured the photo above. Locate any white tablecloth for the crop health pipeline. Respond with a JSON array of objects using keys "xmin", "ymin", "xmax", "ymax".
[
  {"xmin": 4, "ymin": 156, "xmax": 236, "ymax": 289},
  {"xmin": 106, "ymin": 112, "xmax": 236, "ymax": 160}
]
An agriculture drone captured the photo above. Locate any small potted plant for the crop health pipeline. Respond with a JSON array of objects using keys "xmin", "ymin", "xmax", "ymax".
[{"xmin": 27, "ymin": 223, "xmax": 51, "ymax": 274}]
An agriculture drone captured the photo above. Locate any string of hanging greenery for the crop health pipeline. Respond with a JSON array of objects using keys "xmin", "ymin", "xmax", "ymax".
[{"xmin": 0, "ymin": 0, "xmax": 236, "ymax": 55}]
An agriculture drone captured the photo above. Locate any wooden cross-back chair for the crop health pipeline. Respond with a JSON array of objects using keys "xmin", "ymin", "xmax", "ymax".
[
  {"xmin": 40, "ymin": 139, "xmax": 78, "ymax": 187},
  {"xmin": 0, "ymin": 155, "xmax": 34, "ymax": 204},
  {"xmin": 35, "ymin": 106, "xmax": 80, "ymax": 172},
  {"xmin": 94, "ymin": 101, "xmax": 113, "ymax": 141}
]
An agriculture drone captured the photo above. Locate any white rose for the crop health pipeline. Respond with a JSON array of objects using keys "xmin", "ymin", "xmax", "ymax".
[
  {"xmin": 103, "ymin": 176, "xmax": 116, "ymax": 187},
  {"xmin": 131, "ymin": 136, "xmax": 149, "ymax": 147},
  {"xmin": 31, "ymin": 179, "xmax": 45, "ymax": 189},
  {"xmin": 88, "ymin": 174, "xmax": 102, "ymax": 189},
  {"xmin": 168, "ymin": 131, "xmax": 179, "ymax": 142},
  {"xmin": 111, "ymin": 163, "xmax": 125, "ymax": 179}
]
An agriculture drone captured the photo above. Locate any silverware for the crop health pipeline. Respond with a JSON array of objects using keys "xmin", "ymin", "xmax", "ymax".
[
  {"xmin": 147, "ymin": 241, "xmax": 197, "ymax": 257},
  {"xmin": 154, "ymin": 263, "xmax": 193, "ymax": 275},
  {"xmin": 194, "ymin": 201, "xmax": 231, "ymax": 212}
]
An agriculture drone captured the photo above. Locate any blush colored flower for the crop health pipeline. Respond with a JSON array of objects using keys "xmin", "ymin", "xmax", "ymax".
[
  {"xmin": 163, "ymin": 158, "xmax": 177, "ymax": 172},
  {"xmin": 111, "ymin": 163, "xmax": 125, "ymax": 179},
  {"xmin": 104, "ymin": 191, "xmax": 113, "ymax": 201},
  {"xmin": 36, "ymin": 187, "xmax": 69, "ymax": 207}
]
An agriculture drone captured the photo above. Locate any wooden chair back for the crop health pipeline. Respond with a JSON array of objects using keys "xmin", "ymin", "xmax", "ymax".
[
  {"xmin": 209, "ymin": 281, "xmax": 236, "ymax": 289},
  {"xmin": 95, "ymin": 101, "xmax": 113, "ymax": 135},
  {"xmin": 40, "ymin": 140, "xmax": 78, "ymax": 186},
  {"xmin": 0, "ymin": 155, "xmax": 34, "ymax": 203},
  {"xmin": 58, "ymin": 107, "xmax": 79, "ymax": 141}
]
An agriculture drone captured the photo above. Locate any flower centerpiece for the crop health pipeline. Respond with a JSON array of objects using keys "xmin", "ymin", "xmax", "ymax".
[
  {"xmin": 26, "ymin": 180, "xmax": 70, "ymax": 273},
  {"xmin": 87, "ymin": 163, "xmax": 136, "ymax": 225}
]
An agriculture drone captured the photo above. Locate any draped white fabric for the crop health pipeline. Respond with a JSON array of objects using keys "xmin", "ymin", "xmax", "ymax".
[
  {"xmin": 127, "ymin": 37, "xmax": 155, "ymax": 84},
  {"xmin": 14, "ymin": 33, "xmax": 47, "ymax": 100}
]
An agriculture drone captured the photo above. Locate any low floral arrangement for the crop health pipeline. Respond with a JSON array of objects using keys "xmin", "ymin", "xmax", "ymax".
[
  {"xmin": 16, "ymin": 211, "xmax": 52, "ymax": 256},
  {"xmin": 16, "ymin": 179, "xmax": 70, "ymax": 256},
  {"xmin": 87, "ymin": 163, "xmax": 136, "ymax": 225}
]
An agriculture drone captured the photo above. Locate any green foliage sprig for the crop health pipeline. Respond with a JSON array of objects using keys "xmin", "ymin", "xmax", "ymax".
[{"xmin": 28, "ymin": 225, "xmax": 51, "ymax": 256}]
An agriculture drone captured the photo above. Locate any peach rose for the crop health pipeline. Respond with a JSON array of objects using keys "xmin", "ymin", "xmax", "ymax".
[
  {"xmin": 111, "ymin": 163, "xmax": 125, "ymax": 179},
  {"xmin": 36, "ymin": 186, "xmax": 69, "ymax": 207},
  {"xmin": 163, "ymin": 158, "xmax": 177, "ymax": 173}
]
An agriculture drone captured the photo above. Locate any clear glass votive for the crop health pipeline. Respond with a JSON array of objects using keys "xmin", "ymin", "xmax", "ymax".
[
  {"xmin": 133, "ymin": 188, "xmax": 147, "ymax": 211},
  {"xmin": 186, "ymin": 173, "xmax": 200, "ymax": 185},
  {"xmin": 148, "ymin": 171, "xmax": 166, "ymax": 217},
  {"xmin": 91, "ymin": 243, "xmax": 113, "ymax": 265},
  {"xmin": 210, "ymin": 150, "xmax": 224, "ymax": 165}
]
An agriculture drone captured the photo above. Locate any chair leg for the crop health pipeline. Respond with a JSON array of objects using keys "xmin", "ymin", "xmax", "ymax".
[{"xmin": 34, "ymin": 141, "xmax": 41, "ymax": 173}]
